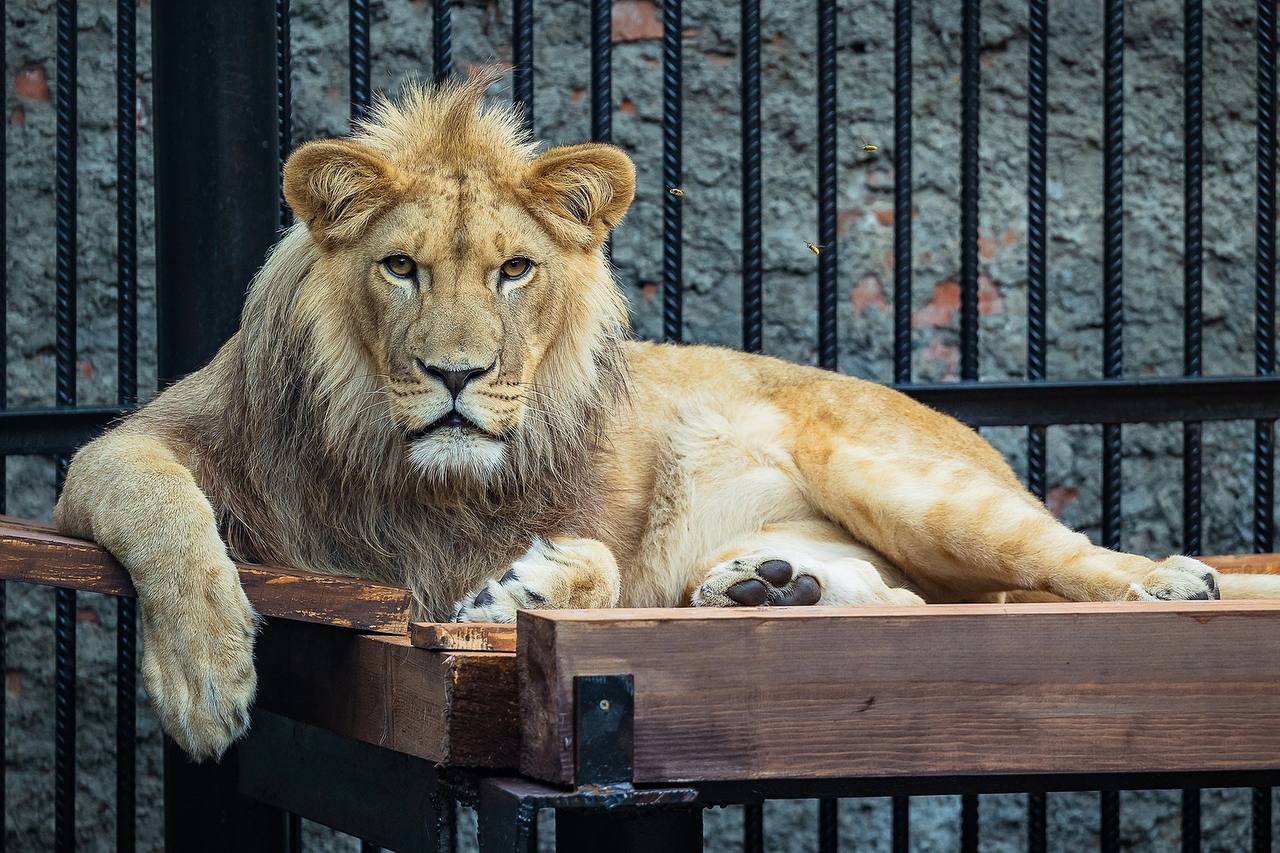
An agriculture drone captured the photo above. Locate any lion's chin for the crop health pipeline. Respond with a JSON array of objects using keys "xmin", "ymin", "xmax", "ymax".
[{"xmin": 406, "ymin": 430, "xmax": 508, "ymax": 482}]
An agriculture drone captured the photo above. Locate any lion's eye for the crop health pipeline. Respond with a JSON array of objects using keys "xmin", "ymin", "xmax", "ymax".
[
  {"xmin": 382, "ymin": 255, "xmax": 417, "ymax": 280},
  {"xmin": 499, "ymin": 257, "xmax": 533, "ymax": 281}
]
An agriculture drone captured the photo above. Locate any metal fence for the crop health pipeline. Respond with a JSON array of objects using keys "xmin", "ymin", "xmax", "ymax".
[{"xmin": 0, "ymin": 0, "xmax": 1278, "ymax": 850}]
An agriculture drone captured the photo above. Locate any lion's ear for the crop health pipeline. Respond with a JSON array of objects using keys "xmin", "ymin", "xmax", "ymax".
[
  {"xmin": 525, "ymin": 144, "xmax": 636, "ymax": 248},
  {"xmin": 283, "ymin": 139, "xmax": 401, "ymax": 245}
]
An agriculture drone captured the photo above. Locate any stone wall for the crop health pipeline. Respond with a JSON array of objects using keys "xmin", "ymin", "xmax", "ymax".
[{"xmin": 2, "ymin": 0, "xmax": 1276, "ymax": 849}]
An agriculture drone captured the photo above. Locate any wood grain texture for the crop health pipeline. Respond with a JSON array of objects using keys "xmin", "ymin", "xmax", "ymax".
[
  {"xmin": 0, "ymin": 515, "xmax": 413, "ymax": 633},
  {"xmin": 258, "ymin": 620, "xmax": 518, "ymax": 767},
  {"xmin": 519, "ymin": 602, "xmax": 1280, "ymax": 785},
  {"xmin": 410, "ymin": 622, "xmax": 517, "ymax": 652}
]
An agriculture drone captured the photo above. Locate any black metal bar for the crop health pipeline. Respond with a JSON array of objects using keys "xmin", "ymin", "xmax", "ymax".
[
  {"xmin": 433, "ymin": 0, "xmax": 453, "ymax": 83},
  {"xmin": 744, "ymin": 803, "xmax": 764, "ymax": 853},
  {"xmin": 1255, "ymin": 786, "xmax": 1273, "ymax": 853},
  {"xmin": 959, "ymin": 0, "xmax": 980, "ymax": 381},
  {"xmin": 349, "ymin": 0, "xmax": 370, "ymax": 125},
  {"xmin": 153, "ymin": 1, "xmax": 288, "ymax": 848},
  {"xmin": 1179, "ymin": 14, "xmax": 1204, "ymax": 853},
  {"xmin": 116, "ymin": 0, "xmax": 138, "ymax": 847},
  {"xmin": 817, "ymin": 0, "xmax": 838, "ymax": 370},
  {"xmin": 662, "ymin": 0, "xmax": 683, "ymax": 343},
  {"xmin": 1182, "ymin": 789, "xmax": 1201, "ymax": 853},
  {"xmin": 960, "ymin": 793, "xmax": 979, "ymax": 853},
  {"xmin": 1101, "ymin": 0, "xmax": 1125, "ymax": 545},
  {"xmin": 1254, "ymin": 1, "xmax": 1276, "ymax": 847},
  {"xmin": 1101, "ymin": 25, "xmax": 1126, "ymax": 853},
  {"xmin": 893, "ymin": 0, "xmax": 912, "ymax": 382},
  {"xmin": 818, "ymin": 798, "xmax": 838, "ymax": 852},
  {"xmin": 287, "ymin": 814, "xmax": 302, "ymax": 853},
  {"xmin": 0, "ymin": 0, "xmax": 8, "ymax": 836},
  {"xmin": 277, "ymin": 0, "xmax": 292, "ymax": 229},
  {"xmin": 1101, "ymin": 790, "xmax": 1120, "ymax": 853},
  {"xmin": 1027, "ymin": 789, "xmax": 1046, "ymax": 853},
  {"xmin": 891, "ymin": 796, "xmax": 908, "ymax": 853},
  {"xmin": 512, "ymin": 0, "xmax": 534, "ymax": 127},
  {"xmin": 591, "ymin": 0, "xmax": 611, "ymax": 142},
  {"xmin": 0, "ymin": 406, "xmax": 128, "ymax": 455},
  {"xmin": 741, "ymin": 0, "xmax": 762, "ymax": 354},
  {"xmin": 557, "ymin": 809, "xmax": 703, "ymax": 853},
  {"xmin": 1026, "ymin": 0, "xmax": 1047, "ymax": 510},
  {"xmin": 54, "ymin": 2, "xmax": 78, "ymax": 849},
  {"xmin": 573, "ymin": 675, "xmax": 634, "ymax": 786},
  {"xmin": 154, "ymin": 0, "xmax": 280, "ymax": 384}
]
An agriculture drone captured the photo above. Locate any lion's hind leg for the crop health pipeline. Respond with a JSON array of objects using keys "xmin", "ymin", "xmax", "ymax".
[{"xmin": 690, "ymin": 521, "xmax": 924, "ymax": 608}]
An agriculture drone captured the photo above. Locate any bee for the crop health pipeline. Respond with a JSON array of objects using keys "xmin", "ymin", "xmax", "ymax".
[
  {"xmin": 861, "ymin": 139, "xmax": 879, "ymax": 153},
  {"xmin": 806, "ymin": 242, "xmax": 828, "ymax": 256},
  {"xmin": 668, "ymin": 187, "xmax": 685, "ymax": 197}
]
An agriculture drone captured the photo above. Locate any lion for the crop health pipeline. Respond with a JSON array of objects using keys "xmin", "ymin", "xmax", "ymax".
[{"xmin": 52, "ymin": 71, "xmax": 1280, "ymax": 760}]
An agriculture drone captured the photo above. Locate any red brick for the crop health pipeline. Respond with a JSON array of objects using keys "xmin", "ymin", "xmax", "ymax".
[
  {"xmin": 1046, "ymin": 486, "xmax": 1079, "ymax": 518},
  {"xmin": 16, "ymin": 65, "xmax": 50, "ymax": 103},
  {"xmin": 912, "ymin": 278, "xmax": 960, "ymax": 328},
  {"xmin": 851, "ymin": 275, "xmax": 887, "ymax": 315},
  {"xmin": 612, "ymin": 0, "xmax": 662, "ymax": 42}
]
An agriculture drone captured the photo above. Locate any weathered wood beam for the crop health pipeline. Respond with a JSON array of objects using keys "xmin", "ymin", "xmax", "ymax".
[
  {"xmin": 520, "ymin": 602, "xmax": 1280, "ymax": 785},
  {"xmin": 0, "ymin": 515, "xmax": 412, "ymax": 634}
]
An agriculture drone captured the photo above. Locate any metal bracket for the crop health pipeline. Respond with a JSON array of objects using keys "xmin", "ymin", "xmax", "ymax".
[{"xmin": 574, "ymin": 673, "xmax": 635, "ymax": 786}]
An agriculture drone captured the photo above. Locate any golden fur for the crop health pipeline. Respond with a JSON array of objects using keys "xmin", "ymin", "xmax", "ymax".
[{"xmin": 53, "ymin": 72, "xmax": 1280, "ymax": 760}]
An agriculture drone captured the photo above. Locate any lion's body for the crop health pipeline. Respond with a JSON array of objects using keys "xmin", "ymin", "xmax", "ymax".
[{"xmin": 51, "ymin": 73, "xmax": 1280, "ymax": 759}]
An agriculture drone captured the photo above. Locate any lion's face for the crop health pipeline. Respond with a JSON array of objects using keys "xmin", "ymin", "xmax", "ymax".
[{"xmin": 281, "ymin": 81, "xmax": 635, "ymax": 482}]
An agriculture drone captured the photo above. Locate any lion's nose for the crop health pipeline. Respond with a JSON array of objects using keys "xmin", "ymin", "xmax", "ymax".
[{"xmin": 416, "ymin": 360, "xmax": 493, "ymax": 399}]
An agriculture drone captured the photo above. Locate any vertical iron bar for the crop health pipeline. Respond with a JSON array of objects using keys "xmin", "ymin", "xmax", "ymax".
[
  {"xmin": 817, "ymin": 0, "xmax": 838, "ymax": 370},
  {"xmin": 1101, "ymin": 0, "xmax": 1125, "ymax": 825},
  {"xmin": 349, "ymin": 0, "xmax": 371, "ymax": 125},
  {"xmin": 741, "ymin": 0, "xmax": 762, "ymax": 354},
  {"xmin": 276, "ymin": 0, "xmax": 292, "ymax": 229},
  {"xmin": 0, "ymin": 0, "xmax": 6, "ymax": 833},
  {"xmin": 1026, "ymin": 0, "xmax": 1048, "ymax": 509},
  {"xmin": 433, "ymin": 0, "xmax": 453, "ymax": 82},
  {"xmin": 116, "ymin": 0, "xmax": 138, "ymax": 848},
  {"xmin": 1181, "ymin": 4, "xmax": 1205, "ymax": 845},
  {"xmin": 662, "ymin": 0, "xmax": 683, "ymax": 342},
  {"xmin": 893, "ymin": 0, "xmax": 912, "ymax": 382},
  {"xmin": 54, "ymin": 1, "xmax": 79, "ymax": 850},
  {"xmin": 818, "ymin": 798, "xmax": 838, "ymax": 853},
  {"xmin": 960, "ymin": 794, "xmax": 979, "ymax": 853},
  {"xmin": 287, "ymin": 814, "xmax": 301, "ymax": 853},
  {"xmin": 959, "ymin": 0, "xmax": 981, "ymax": 381},
  {"xmin": 1254, "ymin": 0, "xmax": 1276, "ymax": 845},
  {"xmin": 892, "ymin": 796, "xmax": 909, "ymax": 853},
  {"xmin": 513, "ymin": 0, "xmax": 534, "ymax": 127},
  {"xmin": 1027, "ymin": 790, "xmax": 1046, "ymax": 853},
  {"xmin": 591, "ymin": 0, "xmax": 612, "ymax": 142},
  {"xmin": 744, "ymin": 803, "xmax": 764, "ymax": 853}
]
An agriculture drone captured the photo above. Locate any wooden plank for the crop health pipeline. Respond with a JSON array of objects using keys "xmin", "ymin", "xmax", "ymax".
[
  {"xmin": 410, "ymin": 621, "xmax": 517, "ymax": 652},
  {"xmin": 256, "ymin": 620, "xmax": 518, "ymax": 767},
  {"xmin": 1204, "ymin": 552, "xmax": 1280, "ymax": 575},
  {"xmin": 519, "ymin": 602, "xmax": 1280, "ymax": 785},
  {"xmin": 0, "ymin": 515, "xmax": 412, "ymax": 634}
]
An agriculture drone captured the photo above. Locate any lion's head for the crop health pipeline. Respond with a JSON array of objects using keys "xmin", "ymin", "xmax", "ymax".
[{"xmin": 242, "ymin": 71, "xmax": 636, "ymax": 490}]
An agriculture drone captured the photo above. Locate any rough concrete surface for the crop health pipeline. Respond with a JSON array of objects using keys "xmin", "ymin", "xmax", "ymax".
[{"xmin": 2, "ymin": 0, "xmax": 1278, "ymax": 850}]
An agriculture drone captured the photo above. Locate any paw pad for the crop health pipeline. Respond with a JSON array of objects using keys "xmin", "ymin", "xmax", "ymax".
[{"xmin": 723, "ymin": 559, "xmax": 822, "ymax": 607}]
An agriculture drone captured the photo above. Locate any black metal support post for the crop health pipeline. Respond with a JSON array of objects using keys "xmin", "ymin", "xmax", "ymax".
[{"xmin": 152, "ymin": 2, "xmax": 286, "ymax": 850}]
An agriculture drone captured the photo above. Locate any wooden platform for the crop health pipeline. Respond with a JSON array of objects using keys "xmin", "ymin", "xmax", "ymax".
[
  {"xmin": 519, "ymin": 602, "xmax": 1280, "ymax": 785},
  {"xmin": 2, "ymin": 515, "xmax": 1280, "ymax": 781}
]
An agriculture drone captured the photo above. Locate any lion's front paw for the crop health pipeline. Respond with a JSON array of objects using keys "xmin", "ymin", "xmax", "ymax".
[
  {"xmin": 1124, "ymin": 556, "xmax": 1221, "ymax": 602},
  {"xmin": 693, "ymin": 555, "xmax": 824, "ymax": 608},
  {"xmin": 453, "ymin": 538, "xmax": 562, "ymax": 623},
  {"xmin": 140, "ymin": 577, "xmax": 260, "ymax": 761}
]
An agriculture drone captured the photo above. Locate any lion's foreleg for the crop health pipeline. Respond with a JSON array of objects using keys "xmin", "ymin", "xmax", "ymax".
[
  {"xmin": 451, "ymin": 536, "xmax": 621, "ymax": 622},
  {"xmin": 54, "ymin": 429, "xmax": 258, "ymax": 760}
]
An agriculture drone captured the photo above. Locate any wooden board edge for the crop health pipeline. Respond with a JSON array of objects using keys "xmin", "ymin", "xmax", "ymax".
[
  {"xmin": 517, "ymin": 612, "xmax": 571, "ymax": 784},
  {"xmin": 410, "ymin": 621, "xmax": 517, "ymax": 652}
]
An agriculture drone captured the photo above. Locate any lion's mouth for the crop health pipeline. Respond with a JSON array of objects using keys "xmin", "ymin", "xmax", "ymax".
[{"xmin": 407, "ymin": 411, "xmax": 497, "ymax": 440}]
